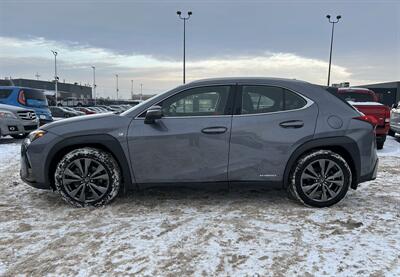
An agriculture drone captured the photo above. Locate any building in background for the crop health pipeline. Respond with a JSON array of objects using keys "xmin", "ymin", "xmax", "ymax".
[
  {"xmin": 358, "ymin": 81, "xmax": 400, "ymax": 107},
  {"xmin": 0, "ymin": 78, "xmax": 92, "ymax": 102}
]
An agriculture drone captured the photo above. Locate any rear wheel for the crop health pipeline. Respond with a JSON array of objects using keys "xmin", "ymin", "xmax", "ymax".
[
  {"xmin": 55, "ymin": 147, "xmax": 121, "ymax": 207},
  {"xmin": 376, "ymin": 140, "xmax": 384, "ymax": 150},
  {"xmin": 288, "ymin": 150, "xmax": 351, "ymax": 207}
]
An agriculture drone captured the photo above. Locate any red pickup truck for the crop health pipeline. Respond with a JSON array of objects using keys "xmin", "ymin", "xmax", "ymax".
[{"xmin": 337, "ymin": 88, "xmax": 391, "ymax": 149}]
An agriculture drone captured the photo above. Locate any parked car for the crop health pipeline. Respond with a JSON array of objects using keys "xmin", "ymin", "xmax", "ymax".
[
  {"xmin": 0, "ymin": 103, "xmax": 39, "ymax": 139},
  {"xmin": 73, "ymin": 107, "xmax": 96, "ymax": 115},
  {"xmin": 336, "ymin": 88, "xmax": 391, "ymax": 149},
  {"xmin": 389, "ymin": 101, "xmax": 400, "ymax": 136},
  {"xmin": 50, "ymin": 106, "xmax": 83, "ymax": 118},
  {"xmin": 21, "ymin": 78, "xmax": 378, "ymax": 208},
  {"xmin": 0, "ymin": 86, "xmax": 53, "ymax": 125},
  {"xmin": 62, "ymin": 107, "xmax": 85, "ymax": 116}
]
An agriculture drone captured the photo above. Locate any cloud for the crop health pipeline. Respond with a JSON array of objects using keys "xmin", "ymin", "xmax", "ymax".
[{"xmin": 0, "ymin": 36, "xmax": 353, "ymax": 96}]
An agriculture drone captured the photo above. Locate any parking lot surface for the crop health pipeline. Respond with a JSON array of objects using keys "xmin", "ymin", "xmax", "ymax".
[{"xmin": 0, "ymin": 136, "xmax": 399, "ymax": 276}]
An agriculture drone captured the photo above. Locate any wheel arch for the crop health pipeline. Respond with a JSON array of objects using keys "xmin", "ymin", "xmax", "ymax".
[
  {"xmin": 46, "ymin": 134, "xmax": 135, "ymax": 191},
  {"xmin": 283, "ymin": 137, "xmax": 360, "ymax": 190}
]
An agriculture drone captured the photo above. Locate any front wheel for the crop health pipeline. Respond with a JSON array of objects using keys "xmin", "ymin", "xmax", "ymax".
[
  {"xmin": 288, "ymin": 150, "xmax": 352, "ymax": 207},
  {"xmin": 55, "ymin": 147, "xmax": 121, "ymax": 207}
]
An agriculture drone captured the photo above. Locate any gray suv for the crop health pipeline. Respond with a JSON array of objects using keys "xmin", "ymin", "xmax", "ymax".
[{"xmin": 20, "ymin": 78, "xmax": 378, "ymax": 207}]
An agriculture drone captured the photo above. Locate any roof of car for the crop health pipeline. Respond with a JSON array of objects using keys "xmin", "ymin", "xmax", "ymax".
[{"xmin": 188, "ymin": 77, "xmax": 309, "ymax": 85}]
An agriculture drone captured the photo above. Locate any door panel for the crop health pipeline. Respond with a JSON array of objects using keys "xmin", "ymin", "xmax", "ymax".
[
  {"xmin": 127, "ymin": 85, "xmax": 235, "ymax": 184},
  {"xmin": 228, "ymin": 85, "xmax": 318, "ymax": 182},
  {"xmin": 128, "ymin": 116, "xmax": 231, "ymax": 183}
]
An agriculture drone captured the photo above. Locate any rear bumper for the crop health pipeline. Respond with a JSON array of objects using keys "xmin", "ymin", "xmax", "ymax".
[{"xmin": 359, "ymin": 158, "xmax": 378, "ymax": 183}]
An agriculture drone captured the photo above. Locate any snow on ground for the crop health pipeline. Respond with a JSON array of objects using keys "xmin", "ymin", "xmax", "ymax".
[{"xmin": 0, "ymin": 136, "xmax": 399, "ymax": 276}]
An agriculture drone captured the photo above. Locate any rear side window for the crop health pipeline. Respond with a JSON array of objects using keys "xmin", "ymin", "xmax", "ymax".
[
  {"xmin": 240, "ymin": 85, "xmax": 307, "ymax": 115},
  {"xmin": 337, "ymin": 91, "xmax": 375, "ymax": 102},
  {"xmin": 0, "ymin": 89, "xmax": 13, "ymax": 99}
]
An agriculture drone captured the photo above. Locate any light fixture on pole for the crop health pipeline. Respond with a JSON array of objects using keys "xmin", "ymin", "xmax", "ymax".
[
  {"xmin": 326, "ymin": 14, "xmax": 341, "ymax": 86},
  {"xmin": 51, "ymin": 50, "xmax": 58, "ymax": 105},
  {"xmin": 91, "ymin": 66, "xmax": 96, "ymax": 105},
  {"xmin": 177, "ymin": 10, "xmax": 192, "ymax": 84}
]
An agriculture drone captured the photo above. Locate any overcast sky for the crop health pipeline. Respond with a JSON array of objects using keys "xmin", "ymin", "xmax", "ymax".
[{"xmin": 0, "ymin": 0, "xmax": 399, "ymax": 98}]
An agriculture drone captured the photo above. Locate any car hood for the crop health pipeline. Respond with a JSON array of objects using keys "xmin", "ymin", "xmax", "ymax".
[
  {"xmin": 41, "ymin": 113, "xmax": 131, "ymax": 137},
  {"xmin": 0, "ymin": 103, "xmax": 34, "ymax": 113}
]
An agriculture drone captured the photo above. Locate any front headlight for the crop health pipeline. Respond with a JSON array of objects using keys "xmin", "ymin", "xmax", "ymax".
[
  {"xmin": 28, "ymin": 130, "xmax": 47, "ymax": 142},
  {"xmin": 0, "ymin": 110, "xmax": 17, "ymax": 119}
]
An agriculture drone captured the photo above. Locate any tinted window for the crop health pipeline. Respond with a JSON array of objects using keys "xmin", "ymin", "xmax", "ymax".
[
  {"xmin": 161, "ymin": 86, "xmax": 231, "ymax": 117},
  {"xmin": 22, "ymin": 89, "xmax": 47, "ymax": 101},
  {"xmin": 0, "ymin": 89, "xmax": 13, "ymax": 99},
  {"xmin": 241, "ymin": 86, "xmax": 306, "ymax": 115}
]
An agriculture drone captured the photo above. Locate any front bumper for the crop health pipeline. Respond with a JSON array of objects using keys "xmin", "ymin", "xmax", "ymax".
[{"xmin": 20, "ymin": 139, "xmax": 51, "ymax": 189}]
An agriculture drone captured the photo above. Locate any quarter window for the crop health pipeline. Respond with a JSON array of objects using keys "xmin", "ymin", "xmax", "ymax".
[
  {"xmin": 0, "ymin": 89, "xmax": 13, "ymax": 99},
  {"xmin": 241, "ymin": 86, "xmax": 306, "ymax": 114},
  {"xmin": 161, "ymin": 86, "xmax": 231, "ymax": 117}
]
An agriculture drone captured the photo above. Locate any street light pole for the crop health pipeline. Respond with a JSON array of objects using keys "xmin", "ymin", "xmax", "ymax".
[
  {"xmin": 91, "ymin": 66, "xmax": 96, "ymax": 105},
  {"xmin": 177, "ymin": 10, "xmax": 192, "ymax": 84},
  {"xmin": 115, "ymin": 74, "xmax": 119, "ymax": 101},
  {"xmin": 140, "ymin": 83, "xmax": 143, "ymax": 101},
  {"xmin": 131, "ymin": 80, "xmax": 134, "ymax": 100},
  {"xmin": 51, "ymin": 50, "xmax": 58, "ymax": 105},
  {"xmin": 326, "ymin": 14, "xmax": 341, "ymax": 86}
]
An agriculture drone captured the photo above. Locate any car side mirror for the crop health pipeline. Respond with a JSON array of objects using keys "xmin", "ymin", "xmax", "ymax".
[{"xmin": 144, "ymin": 106, "xmax": 162, "ymax": 124}]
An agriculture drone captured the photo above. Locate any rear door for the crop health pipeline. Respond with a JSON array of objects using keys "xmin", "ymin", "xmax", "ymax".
[{"xmin": 228, "ymin": 84, "xmax": 318, "ymax": 182}]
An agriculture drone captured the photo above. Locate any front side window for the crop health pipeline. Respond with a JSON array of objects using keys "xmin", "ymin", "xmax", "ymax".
[
  {"xmin": 241, "ymin": 85, "xmax": 307, "ymax": 115},
  {"xmin": 161, "ymin": 86, "xmax": 231, "ymax": 117}
]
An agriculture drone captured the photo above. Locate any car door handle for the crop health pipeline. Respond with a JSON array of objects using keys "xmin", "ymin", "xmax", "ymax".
[
  {"xmin": 201, "ymin": 126, "xmax": 228, "ymax": 134},
  {"xmin": 279, "ymin": 120, "xmax": 304, "ymax": 128}
]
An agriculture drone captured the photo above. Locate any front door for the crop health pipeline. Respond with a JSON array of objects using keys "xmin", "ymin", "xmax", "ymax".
[
  {"xmin": 228, "ymin": 84, "xmax": 318, "ymax": 182},
  {"xmin": 127, "ymin": 85, "xmax": 235, "ymax": 184}
]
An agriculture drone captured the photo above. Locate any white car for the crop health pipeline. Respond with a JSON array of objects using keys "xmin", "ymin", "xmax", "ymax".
[{"xmin": 0, "ymin": 103, "xmax": 39, "ymax": 139}]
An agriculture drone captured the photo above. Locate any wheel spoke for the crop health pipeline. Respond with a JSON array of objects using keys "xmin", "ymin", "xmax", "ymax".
[
  {"xmin": 64, "ymin": 178, "xmax": 80, "ymax": 185},
  {"xmin": 69, "ymin": 183, "xmax": 84, "ymax": 197},
  {"xmin": 88, "ymin": 183, "xmax": 100, "ymax": 199},
  {"xmin": 324, "ymin": 161, "xmax": 334, "ymax": 176},
  {"xmin": 308, "ymin": 185, "xmax": 320, "ymax": 198},
  {"xmin": 89, "ymin": 182, "xmax": 107, "ymax": 194},
  {"xmin": 84, "ymin": 158, "xmax": 91, "ymax": 177},
  {"xmin": 64, "ymin": 169, "xmax": 82, "ymax": 180},
  {"xmin": 302, "ymin": 172, "xmax": 318, "ymax": 180},
  {"xmin": 318, "ymin": 160, "xmax": 326, "ymax": 175},
  {"xmin": 73, "ymin": 160, "xmax": 84, "ymax": 176},
  {"xmin": 327, "ymin": 170, "xmax": 343, "ymax": 181},
  {"xmin": 91, "ymin": 174, "xmax": 109, "ymax": 180},
  {"xmin": 321, "ymin": 185, "xmax": 328, "ymax": 201},
  {"xmin": 324, "ymin": 184, "xmax": 337, "ymax": 198},
  {"xmin": 306, "ymin": 164, "xmax": 319, "ymax": 177},
  {"xmin": 79, "ymin": 184, "xmax": 86, "ymax": 202},
  {"xmin": 90, "ymin": 164, "xmax": 105, "ymax": 178},
  {"xmin": 302, "ymin": 183, "xmax": 319, "ymax": 193}
]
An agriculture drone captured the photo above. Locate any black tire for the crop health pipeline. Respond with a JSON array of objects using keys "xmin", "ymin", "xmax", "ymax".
[
  {"xmin": 388, "ymin": 129, "xmax": 395, "ymax": 137},
  {"xmin": 288, "ymin": 150, "xmax": 352, "ymax": 208},
  {"xmin": 55, "ymin": 147, "xmax": 121, "ymax": 207},
  {"xmin": 377, "ymin": 141, "xmax": 384, "ymax": 150},
  {"xmin": 11, "ymin": 133, "xmax": 28, "ymax": 139}
]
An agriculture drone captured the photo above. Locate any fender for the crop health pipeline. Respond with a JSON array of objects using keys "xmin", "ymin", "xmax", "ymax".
[
  {"xmin": 45, "ymin": 134, "xmax": 135, "ymax": 191},
  {"xmin": 282, "ymin": 136, "xmax": 361, "ymax": 189}
]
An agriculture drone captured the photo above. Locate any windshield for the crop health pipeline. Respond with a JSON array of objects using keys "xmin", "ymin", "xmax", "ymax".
[
  {"xmin": 22, "ymin": 89, "xmax": 49, "ymax": 107},
  {"xmin": 120, "ymin": 94, "xmax": 160, "ymax": 116}
]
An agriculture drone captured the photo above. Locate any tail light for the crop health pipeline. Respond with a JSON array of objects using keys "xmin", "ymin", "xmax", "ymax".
[
  {"xmin": 18, "ymin": 90, "xmax": 26, "ymax": 105},
  {"xmin": 384, "ymin": 108, "xmax": 390, "ymax": 123},
  {"xmin": 354, "ymin": 115, "xmax": 378, "ymax": 127}
]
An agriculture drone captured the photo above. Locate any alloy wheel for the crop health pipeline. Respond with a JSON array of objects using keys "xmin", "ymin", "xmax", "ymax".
[
  {"xmin": 300, "ymin": 158, "xmax": 344, "ymax": 202},
  {"xmin": 62, "ymin": 158, "xmax": 110, "ymax": 203}
]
